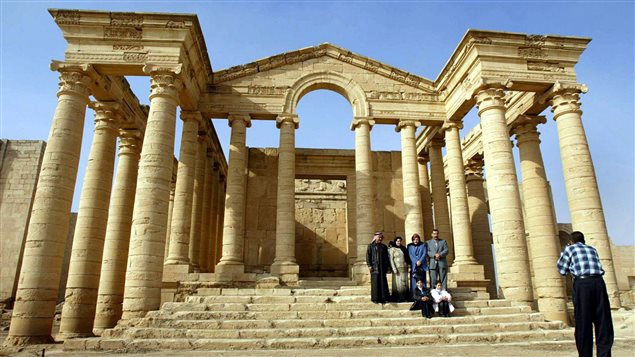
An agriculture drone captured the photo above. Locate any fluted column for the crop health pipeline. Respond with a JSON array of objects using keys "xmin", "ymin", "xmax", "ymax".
[
  {"xmin": 351, "ymin": 117, "xmax": 375, "ymax": 283},
  {"xmin": 122, "ymin": 67, "xmax": 181, "ymax": 319},
  {"xmin": 465, "ymin": 157, "xmax": 497, "ymax": 297},
  {"xmin": 5, "ymin": 65, "xmax": 92, "ymax": 346},
  {"xmin": 215, "ymin": 115, "xmax": 251, "ymax": 279},
  {"xmin": 207, "ymin": 161, "xmax": 221, "ymax": 272},
  {"xmin": 417, "ymin": 154, "xmax": 434, "ymax": 240},
  {"xmin": 271, "ymin": 114, "xmax": 300, "ymax": 281},
  {"xmin": 428, "ymin": 138, "xmax": 453, "ymax": 261},
  {"xmin": 93, "ymin": 130, "xmax": 141, "ymax": 334},
  {"xmin": 214, "ymin": 175, "xmax": 226, "ymax": 267},
  {"xmin": 512, "ymin": 115, "xmax": 569, "ymax": 322},
  {"xmin": 396, "ymin": 120, "xmax": 424, "ymax": 240},
  {"xmin": 165, "ymin": 111, "xmax": 201, "ymax": 266},
  {"xmin": 58, "ymin": 101, "xmax": 121, "ymax": 338},
  {"xmin": 475, "ymin": 86, "xmax": 533, "ymax": 304},
  {"xmin": 550, "ymin": 88, "xmax": 620, "ymax": 308},
  {"xmin": 199, "ymin": 149, "xmax": 214, "ymax": 272},
  {"xmin": 189, "ymin": 132, "xmax": 207, "ymax": 272},
  {"xmin": 164, "ymin": 181, "xmax": 176, "ymax": 260}
]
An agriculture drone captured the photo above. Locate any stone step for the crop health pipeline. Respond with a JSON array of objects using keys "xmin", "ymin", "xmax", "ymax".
[
  {"xmin": 104, "ymin": 321, "xmax": 565, "ymax": 340},
  {"xmin": 64, "ymin": 329, "xmax": 573, "ymax": 352}
]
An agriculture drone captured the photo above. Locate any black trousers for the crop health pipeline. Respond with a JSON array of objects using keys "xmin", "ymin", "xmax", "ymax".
[
  {"xmin": 412, "ymin": 300, "xmax": 433, "ymax": 317},
  {"xmin": 573, "ymin": 276, "xmax": 613, "ymax": 357},
  {"xmin": 438, "ymin": 300, "xmax": 450, "ymax": 316}
]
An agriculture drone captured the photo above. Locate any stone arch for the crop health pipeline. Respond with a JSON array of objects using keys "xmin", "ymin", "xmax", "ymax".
[{"xmin": 283, "ymin": 71, "xmax": 369, "ymax": 118}]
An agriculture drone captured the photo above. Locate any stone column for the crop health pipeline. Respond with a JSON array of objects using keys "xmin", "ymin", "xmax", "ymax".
[
  {"xmin": 351, "ymin": 117, "xmax": 375, "ymax": 283},
  {"xmin": 396, "ymin": 120, "xmax": 424, "ymax": 240},
  {"xmin": 206, "ymin": 161, "xmax": 221, "ymax": 272},
  {"xmin": 271, "ymin": 114, "xmax": 300, "ymax": 282},
  {"xmin": 512, "ymin": 115, "xmax": 569, "ymax": 322},
  {"xmin": 550, "ymin": 88, "xmax": 620, "ymax": 308},
  {"xmin": 214, "ymin": 175, "xmax": 226, "ymax": 267},
  {"xmin": 465, "ymin": 156, "xmax": 497, "ymax": 297},
  {"xmin": 58, "ymin": 102, "xmax": 121, "ymax": 338},
  {"xmin": 93, "ymin": 130, "xmax": 141, "ymax": 334},
  {"xmin": 199, "ymin": 149, "xmax": 214, "ymax": 273},
  {"xmin": 4, "ymin": 65, "xmax": 92, "ymax": 346},
  {"xmin": 164, "ymin": 181, "xmax": 176, "ymax": 260},
  {"xmin": 428, "ymin": 138, "xmax": 453, "ymax": 261},
  {"xmin": 215, "ymin": 115, "xmax": 251, "ymax": 279},
  {"xmin": 122, "ymin": 67, "xmax": 181, "ymax": 319},
  {"xmin": 475, "ymin": 86, "xmax": 533, "ymax": 304},
  {"xmin": 417, "ymin": 154, "xmax": 434, "ymax": 240},
  {"xmin": 188, "ymin": 132, "xmax": 207, "ymax": 272},
  {"xmin": 164, "ymin": 111, "xmax": 201, "ymax": 267}
]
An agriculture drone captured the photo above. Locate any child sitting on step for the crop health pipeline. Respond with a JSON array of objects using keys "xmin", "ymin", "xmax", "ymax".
[
  {"xmin": 431, "ymin": 280, "xmax": 454, "ymax": 317},
  {"xmin": 409, "ymin": 279, "xmax": 433, "ymax": 319}
]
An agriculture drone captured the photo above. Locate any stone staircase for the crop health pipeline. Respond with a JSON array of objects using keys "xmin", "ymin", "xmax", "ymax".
[{"xmin": 63, "ymin": 280, "xmax": 573, "ymax": 352}]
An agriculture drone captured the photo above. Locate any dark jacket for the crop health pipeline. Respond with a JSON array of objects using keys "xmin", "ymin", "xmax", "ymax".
[{"xmin": 412, "ymin": 286, "xmax": 432, "ymax": 302}]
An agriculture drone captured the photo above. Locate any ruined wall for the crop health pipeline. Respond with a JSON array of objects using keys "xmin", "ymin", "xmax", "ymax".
[{"xmin": 243, "ymin": 147, "xmax": 405, "ymax": 275}]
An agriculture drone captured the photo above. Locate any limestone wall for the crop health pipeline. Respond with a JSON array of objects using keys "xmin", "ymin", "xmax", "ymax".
[
  {"xmin": 243, "ymin": 147, "xmax": 406, "ymax": 276},
  {"xmin": 0, "ymin": 140, "xmax": 46, "ymax": 303}
]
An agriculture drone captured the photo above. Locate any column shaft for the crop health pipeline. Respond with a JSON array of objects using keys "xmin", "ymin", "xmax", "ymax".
[
  {"xmin": 514, "ymin": 116, "xmax": 568, "ymax": 322},
  {"xmin": 199, "ymin": 151, "xmax": 213, "ymax": 272},
  {"xmin": 428, "ymin": 140, "xmax": 453, "ymax": 260},
  {"xmin": 165, "ymin": 112, "xmax": 201, "ymax": 266},
  {"xmin": 188, "ymin": 135, "xmax": 206, "ymax": 272},
  {"xmin": 5, "ymin": 68, "xmax": 91, "ymax": 346},
  {"xmin": 164, "ymin": 182, "xmax": 176, "ymax": 260},
  {"xmin": 59, "ymin": 102, "xmax": 121, "ymax": 338},
  {"xmin": 351, "ymin": 117, "xmax": 375, "ymax": 282},
  {"xmin": 93, "ymin": 131, "xmax": 140, "ymax": 334},
  {"xmin": 215, "ymin": 115, "xmax": 251, "ymax": 277},
  {"xmin": 122, "ymin": 70, "xmax": 181, "ymax": 319},
  {"xmin": 476, "ymin": 87, "xmax": 533, "ymax": 303},
  {"xmin": 207, "ymin": 165, "xmax": 220, "ymax": 272},
  {"xmin": 397, "ymin": 121, "xmax": 424, "ymax": 240},
  {"xmin": 551, "ymin": 90, "xmax": 621, "ymax": 307},
  {"xmin": 444, "ymin": 124, "xmax": 478, "ymax": 265},
  {"xmin": 214, "ymin": 178, "xmax": 226, "ymax": 267},
  {"xmin": 418, "ymin": 155, "xmax": 434, "ymax": 240},
  {"xmin": 271, "ymin": 115, "xmax": 299, "ymax": 280}
]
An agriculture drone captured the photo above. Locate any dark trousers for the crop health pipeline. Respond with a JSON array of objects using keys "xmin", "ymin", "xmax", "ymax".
[
  {"xmin": 438, "ymin": 300, "xmax": 450, "ymax": 316},
  {"xmin": 413, "ymin": 300, "xmax": 433, "ymax": 317},
  {"xmin": 429, "ymin": 267, "xmax": 447, "ymax": 290},
  {"xmin": 573, "ymin": 276, "xmax": 613, "ymax": 357}
]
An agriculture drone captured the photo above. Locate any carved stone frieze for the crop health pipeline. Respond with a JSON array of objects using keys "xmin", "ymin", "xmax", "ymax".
[
  {"xmin": 527, "ymin": 61, "xmax": 565, "ymax": 72},
  {"xmin": 54, "ymin": 9, "xmax": 80, "ymax": 25},
  {"xmin": 104, "ymin": 27, "xmax": 142, "ymax": 40},
  {"xmin": 110, "ymin": 13, "xmax": 144, "ymax": 27},
  {"xmin": 525, "ymin": 34, "xmax": 547, "ymax": 47},
  {"xmin": 296, "ymin": 179, "xmax": 346, "ymax": 194},
  {"xmin": 518, "ymin": 47, "xmax": 546, "ymax": 59},
  {"xmin": 366, "ymin": 91, "xmax": 435, "ymax": 102},
  {"xmin": 113, "ymin": 44, "xmax": 144, "ymax": 51},
  {"xmin": 247, "ymin": 85, "xmax": 288, "ymax": 96},
  {"xmin": 166, "ymin": 20, "xmax": 186, "ymax": 28},
  {"xmin": 123, "ymin": 52, "xmax": 148, "ymax": 62}
]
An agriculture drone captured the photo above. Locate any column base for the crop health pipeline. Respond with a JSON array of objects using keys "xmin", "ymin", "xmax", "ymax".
[
  {"xmin": 271, "ymin": 262, "xmax": 299, "ymax": 284},
  {"xmin": 162, "ymin": 264, "xmax": 191, "ymax": 282},
  {"xmin": 214, "ymin": 262, "xmax": 245, "ymax": 282},
  {"xmin": 448, "ymin": 263, "xmax": 489, "ymax": 290},
  {"xmin": 2, "ymin": 335, "xmax": 54, "ymax": 347},
  {"xmin": 55, "ymin": 331, "xmax": 94, "ymax": 341},
  {"xmin": 352, "ymin": 262, "xmax": 370, "ymax": 285}
]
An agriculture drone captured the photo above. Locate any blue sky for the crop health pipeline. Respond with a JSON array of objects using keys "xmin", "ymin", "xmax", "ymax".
[{"xmin": 1, "ymin": 1, "xmax": 633, "ymax": 246}]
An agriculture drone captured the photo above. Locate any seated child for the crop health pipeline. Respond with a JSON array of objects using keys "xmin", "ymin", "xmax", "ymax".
[
  {"xmin": 431, "ymin": 281, "xmax": 454, "ymax": 317},
  {"xmin": 410, "ymin": 279, "xmax": 433, "ymax": 318}
]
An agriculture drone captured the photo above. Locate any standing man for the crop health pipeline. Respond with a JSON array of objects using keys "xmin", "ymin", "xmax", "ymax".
[
  {"xmin": 557, "ymin": 231, "xmax": 613, "ymax": 357},
  {"xmin": 427, "ymin": 228, "xmax": 449, "ymax": 290},
  {"xmin": 366, "ymin": 232, "xmax": 390, "ymax": 304}
]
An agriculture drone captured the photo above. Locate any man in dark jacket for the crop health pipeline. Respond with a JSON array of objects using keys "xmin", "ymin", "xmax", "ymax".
[
  {"xmin": 367, "ymin": 231, "xmax": 390, "ymax": 303},
  {"xmin": 427, "ymin": 228, "xmax": 449, "ymax": 290}
]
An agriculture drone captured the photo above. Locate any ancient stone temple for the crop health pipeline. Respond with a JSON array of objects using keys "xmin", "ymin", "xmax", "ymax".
[{"xmin": 2, "ymin": 8, "xmax": 628, "ymax": 351}]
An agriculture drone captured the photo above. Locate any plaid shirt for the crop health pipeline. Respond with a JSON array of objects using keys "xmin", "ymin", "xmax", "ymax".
[{"xmin": 557, "ymin": 242, "xmax": 605, "ymax": 278}]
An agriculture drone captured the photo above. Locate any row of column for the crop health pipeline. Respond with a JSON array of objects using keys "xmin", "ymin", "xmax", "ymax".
[{"xmin": 5, "ymin": 67, "xmax": 227, "ymax": 345}]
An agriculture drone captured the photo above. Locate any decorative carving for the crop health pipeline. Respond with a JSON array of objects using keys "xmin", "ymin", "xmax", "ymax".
[
  {"xmin": 518, "ymin": 47, "xmax": 546, "ymax": 59},
  {"xmin": 104, "ymin": 27, "xmax": 142, "ymax": 40},
  {"xmin": 123, "ymin": 52, "xmax": 148, "ymax": 62},
  {"xmin": 247, "ymin": 85, "xmax": 288, "ymax": 96},
  {"xmin": 54, "ymin": 10, "xmax": 80, "ymax": 25},
  {"xmin": 525, "ymin": 35, "xmax": 546, "ymax": 47},
  {"xmin": 389, "ymin": 69, "xmax": 408, "ymax": 82},
  {"xmin": 527, "ymin": 61, "xmax": 564, "ymax": 72},
  {"xmin": 296, "ymin": 179, "xmax": 346, "ymax": 194},
  {"xmin": 110, "ymin": 13, "xmax": 143, "ymax": 27},
  {"xmin": 363, "ymin": 59, "xmax": 381, "ymax": 73},
  {"xmin": 366, "ymin": 91, "xmax": 435, "ymax": 102},
  {"xmin": 338, "ymin": 53, "xmax": 354, "ymax": 64},
  {"xmin": 113, "ymin": 44, "xmax": 144, "ymax": 51},
  {"xmin": 166, "ymin": 20, "xmax": 186, "ymax": 28},
  {"xmin": 149, "ymin": 73, "xmax": 183, "ymax": 100},
  {"xmin": 57, "ymin": 70, "xmax": 92, "ymax": 98}
]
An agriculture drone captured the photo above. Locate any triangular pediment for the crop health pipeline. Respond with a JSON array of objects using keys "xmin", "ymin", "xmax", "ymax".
[{"xmin": 212, "ymin": 43, "xmax": 434, "ymax": 92}]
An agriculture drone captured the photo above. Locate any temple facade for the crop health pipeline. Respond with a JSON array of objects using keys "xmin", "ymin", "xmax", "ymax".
[{"xmin": 2, "ymin": 9, "xmax": 626, "ymax": 346}]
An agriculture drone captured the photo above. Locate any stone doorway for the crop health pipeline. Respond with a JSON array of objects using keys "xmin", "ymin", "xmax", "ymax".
[{"xmin": 295, "ymin": 178, "xmax": 349, "ymax": 277}]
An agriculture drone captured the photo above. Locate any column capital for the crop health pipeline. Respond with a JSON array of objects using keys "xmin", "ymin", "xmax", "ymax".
[
  {"xmin": 442, "ymin": 120, "xmax": 463, "ymax": 131},
  {"xmin": 143, "ymin": 64, "xmax": 183, "ymax": 102},
  {"xmin": 227, "ymin": 114, "xmax": 252, "ymax": 128},
  {"xmin": 118, "ymin": 129, "xmax": 142, "ymax": 157},
  {"xmin": 428, "ymin": 137, "xmax": 446, "ymax": 149},
  {"xmin": 465, "ymin": 155, "xmax": 484, "ymax": 180},
  {"xmin": 50, "ymin": 61, "xmax": 94, "ymax": 100},
  {"xmin": 276, "ymin": 113, "xmax": 299, "ymax": 129},
  {"xmin": 89, "ymin": 101, "xmax": 123, "ymax": 133},
  {"xmin": 512, "ymin": 115, "xmax": 546, "ymax": 145},
  {"xmin": 180, "ymin": 110, "xmax": 203, "ymax": 124},
  {"xmin": 550, "ymin": 88, "xmax": 583, "ymax": 120},
  {"xmin": 417, "ymin": 153, "xmax": 430, "ymax": 165},
  {"xmin": 395, "ymin": 120, "xmax": 422, "ymax": 132},
  {"xmin": 350, "ymin": 116, "xmax": 375, "ymax": 131},
  {"xmin": 475, "ymin": 86, "xmax": 506, "ymax": 115}
]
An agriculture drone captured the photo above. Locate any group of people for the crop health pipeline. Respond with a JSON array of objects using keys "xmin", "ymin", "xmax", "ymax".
[{"xmin": 366, "ymin": 229, "xmax": 454, "ymax": 318}]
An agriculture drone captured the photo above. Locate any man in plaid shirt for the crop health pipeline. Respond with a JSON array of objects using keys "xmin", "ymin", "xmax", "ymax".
[{"xmin": 557, "ymin": 231, "xmax": 613, "ymax": 357}]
